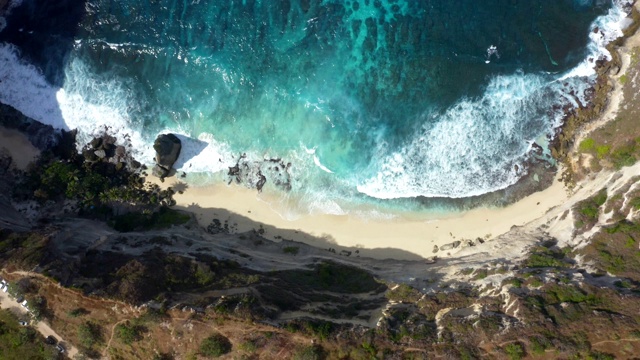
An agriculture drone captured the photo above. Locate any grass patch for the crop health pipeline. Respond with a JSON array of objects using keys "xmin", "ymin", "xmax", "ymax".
[
  {"xmin": 619, "ymin": 73, "xmax": 629, "ymax": 85},
  {"xmin": 579, "ymin": 138, "xmax": 596, "ymax": 152},
  {"xmin": 596, "ymin": 145, "xmax": 611, "ymax": 159}
]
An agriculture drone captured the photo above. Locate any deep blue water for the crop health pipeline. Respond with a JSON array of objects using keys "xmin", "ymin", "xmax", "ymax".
[{"xmin": 0, "ymin": 0, "xmax": 627, "ymax": 213}]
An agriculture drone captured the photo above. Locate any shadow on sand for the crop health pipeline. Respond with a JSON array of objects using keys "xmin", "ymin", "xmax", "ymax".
[{"xmin": 176, "ymin": 201, "xmax": 428, "ymax": 262}]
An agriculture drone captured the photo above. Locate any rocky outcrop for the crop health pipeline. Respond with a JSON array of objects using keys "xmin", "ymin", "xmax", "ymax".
[
  {"xmin": 153, "ymin": 134, "xmax": 182, "ymax": 180},
  {"xmin": 227, "ymin": 154, "xmax": 292, "ymax": 192},
  {"xmin": 81, "ymin": 132, "xmax": 141, "ymax": 171}
]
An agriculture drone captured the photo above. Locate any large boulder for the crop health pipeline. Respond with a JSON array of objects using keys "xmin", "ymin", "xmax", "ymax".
[{"xmin": 153, "ymin": 133, "xmax": 182, "ymax": 178}]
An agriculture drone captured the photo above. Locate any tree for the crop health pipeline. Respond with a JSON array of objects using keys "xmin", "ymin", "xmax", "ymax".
[{"xmin": 199, "ymin": 333, "xmax": 232, "ymax": 358}]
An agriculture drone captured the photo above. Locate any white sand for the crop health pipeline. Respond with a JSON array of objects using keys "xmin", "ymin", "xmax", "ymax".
[{"xmin": 154, "ymin": 174, "xmax": 569, "ymax": 261}]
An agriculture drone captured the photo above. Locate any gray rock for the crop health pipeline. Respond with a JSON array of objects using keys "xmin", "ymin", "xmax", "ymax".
[
  {"xmin": 153, "ymin": 134, "xmax": 181, "ymax": 172},
  {"xmin": 440, "ymin": 241, "xmax": 461, "ymax": 251},
  {"xmin": 152, "ymin": 164, "xmax": 169, "ymax": 179},
  {"xmin": 115, "ymin": 145, "xmax": 126, "ymax": 157},
  {"xmin": 94, "ymin": 149, "xmax": 106, "ymax": 159}
]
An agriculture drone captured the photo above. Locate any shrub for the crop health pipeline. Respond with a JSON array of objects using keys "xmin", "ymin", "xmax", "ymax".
[
  {"xmin": 67, "ymin": 308, "xmax": 88, "ymax": 318},
  {"xmin": 386, "ymin": 284, "xmax": 421, "ymax": 302},
  {"xmin": 293, "ymin": 345, "xmax": 325, "ymax": 360},
  {"xmin": 504, "ymin": 342, "xmax": 525, "ymax": 360},
  {"xmin": 529, "ymin": 336, "xmax": 549, "ymax": 355},
  {"xmin": 283, "ymin": 246, "xmax": 300, "ymax": 255},
  {"xmin": 77, "ymin": 321, "xmax": 103, "ymax": 349},
  {"xmin": 199, "ymin": 333, "xmax": 232, "ymax": 358},
  {"xmin": 115, "ymin": 322, "xmax": 143, "ymax": 345}
]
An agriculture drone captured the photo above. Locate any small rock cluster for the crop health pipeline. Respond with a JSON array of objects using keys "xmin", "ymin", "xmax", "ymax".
[
  {"xmin": 227, "ymin": 154, "xmax": 292, "ymax": 192},
  {"xmin": 82, "ymin": 133, "xmax": 141, "ymax": 171}
]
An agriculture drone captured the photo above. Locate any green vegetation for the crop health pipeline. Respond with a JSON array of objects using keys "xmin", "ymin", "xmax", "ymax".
[
  {"xmin": 579, "ymin": 138, "xmax": 596, "ymax": 152},
  {"xmin": 277, "ymin": 262, "xmax": 385, "ymax": 294},
  {"xmin": 619, "ymin": 73, "xmax": 629, "ymax": 85},
  {"xmin": 115, "ymin": 322, "xmax": 144, "ymax": 345},
  {"xmin": 293, "ymin": 345, "xmax": 325, "ymax": 360},
  {"xmin": 199, "ymin": 333, "xmax": 232, "ymax": 358},
  {"xmin": 544, "ymin": 284, "xmax": 599, "ymax": 305},
  {"xmin": 503, "ymin": 342, "xmax": 525, "ymax": 360},
  {"xmin": 609, "ymin": 139, "xmax": 640, "ymax": 169},
  {"xmin": 529, "ymin": 336, "xmax": 550, "ymax": 355},
  {"xmin": 13, "ymin": 136, "xmax": 182, "ymax": 233},
  {"xmin": 0, "ymin": 230, "xmax": 48, "ymax": 269},
  {"xmin": 67, "ymin": 308, "xmax": 88, "ymax": 318},
  {"xmin": 574, "ymin": 188, "xmax": 608, "ymax": 231},
  {"xmin": 582, "ymin": 220, "xmax": 640, "ymax": 279},
  {"xmin": 77, "ymin": 321, "xmax": 103, "ymax": 349},
  {"xmin": 577, "ymin": 135, "xmax": 640, "ymax": 170},
  {"xmin": 283, "ymin": 246, "xmax": 300, "ymax": 255},
  {"xmin": 386, "ymin": 284, "xmax": 421, "ymax": 302},
  {"xmin": 0, "ymin": 309, "xmax": 59, "ymax": 360}
]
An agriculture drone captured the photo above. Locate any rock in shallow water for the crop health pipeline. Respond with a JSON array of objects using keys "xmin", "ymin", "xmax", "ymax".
[{"xmin": 153, "ymin": 133, "xmax": 181, "ymax": 178}]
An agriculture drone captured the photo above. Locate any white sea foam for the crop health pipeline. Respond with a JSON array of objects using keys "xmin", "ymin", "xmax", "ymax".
[
  {"xmin": 304, "ymin": 146, "xmax": 334, "ymax": 174},
  {"xmin": 0, "ymin": 43, "xmax": 236, "ymax": 175},
  {"xmin": 0, "ymin": 0, "xmax": 634, "ymax": 213},
  {"xmin": 358, "ymin": 72, "xmax": 559, "ymax": 199},
  {"xmin": 358, "ymin": 0, "xmax": 634, "ymax": 200}
]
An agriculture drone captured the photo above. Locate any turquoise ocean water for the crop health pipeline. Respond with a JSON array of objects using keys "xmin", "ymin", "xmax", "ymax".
[{"xmin": 0, "ymin": 0, "xmax": 632, "ymax": 215}]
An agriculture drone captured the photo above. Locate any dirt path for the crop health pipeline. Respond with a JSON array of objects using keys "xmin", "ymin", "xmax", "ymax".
[
  {"xmin": 0, "ymin": 291, "xmax": 79, "ymax": 358},
  {"xmin": 102, "ymin": 318, "xmax": 128, "ymax": 358}
]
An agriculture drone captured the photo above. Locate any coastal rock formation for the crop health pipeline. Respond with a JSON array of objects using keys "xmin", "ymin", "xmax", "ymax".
[
  {"xmin": 227, "ymin": 154, "xmax": 292, "ymax": 192},
  {"xmin": 81, "ymin": 132, "xmax": 141, "ymax": 172},
  {"xmin": 153, "ymin": 133, "xmax": 182, "ymax": 179}
]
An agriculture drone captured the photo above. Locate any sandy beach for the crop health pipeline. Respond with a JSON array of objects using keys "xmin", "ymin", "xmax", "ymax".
[
  {"xmin": 154, "ymin": 4, "xmax": 640, "ymax": 261},
  {"xmin": 2, "ymin": 1, "xmax": 637, "ymax": 262},
  {"xmin": 0, "ymin": 121, "xmax": 572, "ymax": 260},
  {"xmin": 153, "ymin": 174, "xmax": 569, "ymax": 261}
]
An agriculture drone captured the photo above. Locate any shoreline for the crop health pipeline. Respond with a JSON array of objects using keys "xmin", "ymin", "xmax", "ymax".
[
  {"xmin": 0, "ymin": 3, "xmax": 637, "ymax": 261},
  {"xmin": 144, "ymin": 4, "xmax": 640, "ymax": 261},
  {"xmin": 151, "ymin": 173, "xmax": 569, "ymax": 260}
]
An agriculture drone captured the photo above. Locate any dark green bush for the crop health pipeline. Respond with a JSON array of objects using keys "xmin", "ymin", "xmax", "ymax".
[{"xmin": 199, "ymin": 333, "xmax": 232, "ymax": 358}]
